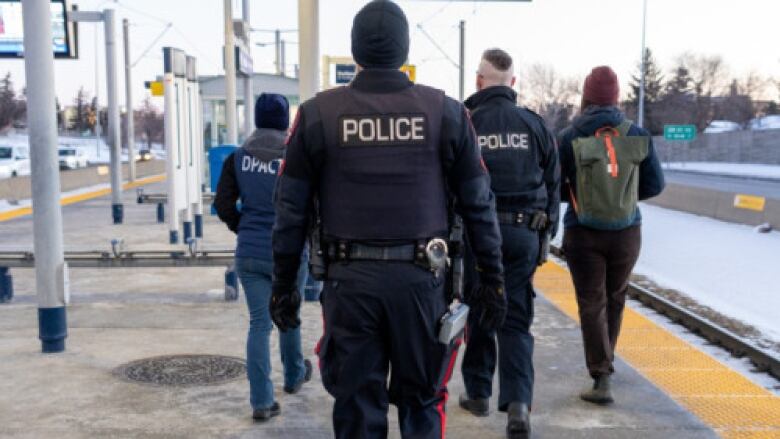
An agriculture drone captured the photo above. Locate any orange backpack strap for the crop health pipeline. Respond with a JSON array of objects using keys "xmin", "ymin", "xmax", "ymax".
[{"xmin": 595, "ymin": 126, "xmax": 620, "ymax": 178}]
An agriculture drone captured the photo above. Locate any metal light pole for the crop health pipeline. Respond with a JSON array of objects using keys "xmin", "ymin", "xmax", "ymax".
[
  {"xmin": 459, "ymin": 20, "xmax": 465, "ymax": 102},
  {"xmin": 242, "ymin": 0, "xmax": 254, "ymax": 140},
  {"xmin": 298, "ymin": 0, "xmax": 319, "ymax": 102},
  {"xmin": 123, "ymin": 18, "xmax": 136, "ymax": 183},
  {"xmin": 21, "ymin": 0, "xmax": 68, "ymax": 353},
  {"xmin": 638, "ymin": 0, "xmax": 648, "ymax": 129},
  {"xmin": 104, "ymin": 9, "xmax": 123, "ymax": 223},
  {"xmin": 275, "ymin": 29, "xmax": 282, "ymax": 75},
  {"xmin": 224, "ymin": 0, "xmax": 238, "ymax": 145}
]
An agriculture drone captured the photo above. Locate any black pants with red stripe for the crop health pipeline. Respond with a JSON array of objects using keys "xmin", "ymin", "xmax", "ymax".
[{"xmin": 317, "ymin": 261, "xmax": 457, "ymax": 439}]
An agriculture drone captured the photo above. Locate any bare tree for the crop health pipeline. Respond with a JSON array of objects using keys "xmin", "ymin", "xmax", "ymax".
[
  {"xmin": 135, "ymin": 97, "xmax": 164, "ymax": 149},
  {"xmin": 519, "ymin": 63, "xmax": 581, "ymax": 133},
  {"xmin": 675, "ymin": 53, "xmax": 729, "ymax": 130}
]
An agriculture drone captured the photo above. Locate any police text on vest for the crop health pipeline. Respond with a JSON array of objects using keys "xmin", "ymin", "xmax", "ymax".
[
  {"xmin": 478, "ymin": 133, "xmax": 529, "ymax": 150},
  {"xmin": 339, "ymin": 114, "xmax": 428, "ymax": 147}
]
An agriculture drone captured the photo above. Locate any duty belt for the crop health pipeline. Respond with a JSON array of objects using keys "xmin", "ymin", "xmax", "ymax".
[
  {"xmin": 328, "ymin": 241, "xmax": 428, "ymax": 263},
  {"xmin": 497, "ymin": 211, "xmax": 531, "ymax": 226},
  {"xmin": 496, "ymin": 210, "xmax": 548, "ymax": 231}
]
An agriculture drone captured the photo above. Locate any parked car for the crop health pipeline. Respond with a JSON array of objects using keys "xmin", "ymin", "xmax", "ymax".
[
  {"xmin": 748, "ymin": 115, "xmax": 780, "ymax": 131},
  {"xmin": 0, "ymin": 145, "xmax": 31, "ymax": 178},
  {"xmin": 58, "ymin": 147, "xmax": 89, "ymax": 170},
  {"xmin": 703, "ymin": 120, "xmax": 741, "ymax": 134}
]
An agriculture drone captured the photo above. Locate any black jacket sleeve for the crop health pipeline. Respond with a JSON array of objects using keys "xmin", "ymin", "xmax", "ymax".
[
  {"xmin": 441, "ymin": 98, "xmax": 503, "ymax": 280},
  {"xmin": 557, "ymin": 127, "xmax": 576, "ymax": 205},
  {"xmin": 636, "ymin": 131, "xmax": 666, "ymax": 200},
  {"xmin": 272, "ymin": 103, "xmax": 324, "ymax": 290},
  {"xmin": 214, "ymin": 152, "xmax": 240, "ymax": 233},
  {"xmin": 538, "ymin": 123, "xmax": 561, "ymax": 238}
]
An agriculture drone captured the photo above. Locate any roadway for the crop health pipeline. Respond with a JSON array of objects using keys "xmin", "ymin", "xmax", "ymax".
[{"xmin": 663, "ymin": 169, "xmax": 780, "ymax": 200}]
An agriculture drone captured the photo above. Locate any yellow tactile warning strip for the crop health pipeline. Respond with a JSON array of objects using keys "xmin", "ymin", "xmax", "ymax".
[
  {"xmin": 0, "ymin": 174, "xmax": 166, "ymax": 223},
  {"xmin": 535, "ymin": 261, "xmax": 780, "ymax": 439}
]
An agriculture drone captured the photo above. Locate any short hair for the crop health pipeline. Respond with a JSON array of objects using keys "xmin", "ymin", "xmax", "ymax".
[{"xmin": 482, "ymin": 48, "xmax": 513, "ymax": 72}]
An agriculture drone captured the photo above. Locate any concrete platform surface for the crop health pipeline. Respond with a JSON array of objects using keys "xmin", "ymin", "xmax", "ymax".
[{"xmin": 0, "ymin": 185, "xmax": 716, "ymax": 438}]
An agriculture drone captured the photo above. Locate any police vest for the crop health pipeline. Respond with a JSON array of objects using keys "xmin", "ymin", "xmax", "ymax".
[
  {"xmin": 471, "ymin": 104, "xmax": 547, "ymax": 211},
  {"xmin": 314, "ymin": 84, "xmax": 448, "ymax": 241},
  {"xmin": 234, "ymin": 148, "xmax": 282, "ymax": 259}
]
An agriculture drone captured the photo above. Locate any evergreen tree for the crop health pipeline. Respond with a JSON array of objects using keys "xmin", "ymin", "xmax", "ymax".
[
  {"xmin": 70, "ymin": 87, "xmax": 91, "ymax": 134},
  {"xmin": 0, "ymin": 73, "xmax": 23, "ymax": 131},
  {"xmin": 627, "ymin": 48, "xmax": 664, "ymax": 134},
  {"xmin": 656, "ymin": 63, "xmax": 696, "ymax": 126}
]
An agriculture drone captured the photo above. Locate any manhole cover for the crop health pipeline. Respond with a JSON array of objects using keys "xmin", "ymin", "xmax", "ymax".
[{"xmin": 115, "ymin": 354, "xmax": 246, "ymax": 387}]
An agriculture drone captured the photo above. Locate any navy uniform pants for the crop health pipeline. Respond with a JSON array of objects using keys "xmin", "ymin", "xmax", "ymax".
[
  {"xmin": 462, "ymin": 225, "xmax": 539, "ymax": 410},
  {"xmin": 317, "ymin": 260, "xmax": 458, "ymax": 439}
]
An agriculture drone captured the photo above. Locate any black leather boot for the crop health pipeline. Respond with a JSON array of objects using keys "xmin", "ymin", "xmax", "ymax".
[
  {"xmin": 459, "ymin": 393, "xmax": 489, "ymax": 417},
  {"xmin": 506, "ymin": 402, "xmax": 530, "ymax": 439}
]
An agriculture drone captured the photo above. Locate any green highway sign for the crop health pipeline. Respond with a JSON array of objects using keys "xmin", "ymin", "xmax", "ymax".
[{"xmin": 664, "ymin": 125, "xmax": 697, "ymax": 141}]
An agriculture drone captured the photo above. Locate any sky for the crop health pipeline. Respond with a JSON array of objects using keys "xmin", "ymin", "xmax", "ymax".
[{"xmin": 1, "ymin": 0, "xmax": 779, "ymax": 110}]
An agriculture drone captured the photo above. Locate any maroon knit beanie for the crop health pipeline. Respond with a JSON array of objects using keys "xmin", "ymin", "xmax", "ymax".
[{"xmin": 582, "ymin": 66, "xmax": 619, "ymax": 106}]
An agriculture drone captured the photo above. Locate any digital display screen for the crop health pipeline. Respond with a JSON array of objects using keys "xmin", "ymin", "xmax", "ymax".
[{"xmin": 0, "ymin": 0, "xmax": 74, "ymax": 58}]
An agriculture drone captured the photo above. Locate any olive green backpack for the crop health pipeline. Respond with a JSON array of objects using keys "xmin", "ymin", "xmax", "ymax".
[{"xmin": 570, "ymin": 120, "xmax": 649, "ymax": 230}]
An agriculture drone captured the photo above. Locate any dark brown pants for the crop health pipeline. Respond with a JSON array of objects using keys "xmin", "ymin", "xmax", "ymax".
[{"xmin": 563, "ymin": 225, "xmax": 641, "ymax": 378}]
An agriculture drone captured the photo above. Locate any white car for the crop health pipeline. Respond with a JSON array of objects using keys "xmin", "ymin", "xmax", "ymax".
[
  {"xmin": 703, "ymin": 120, "xmax": 741, "ymax": 134},
  {"xmin": 58, "ymin": 147, "xmax": 89, "ymax": 170},
  {"xmin": 0, "ymin": 145, "xmax": 31, "ymax": 179}
]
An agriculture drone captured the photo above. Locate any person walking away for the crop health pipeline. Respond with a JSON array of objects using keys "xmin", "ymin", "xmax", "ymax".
[
  {"xmin": 458, "ymin": 48, "xmax": 560, "ymax": 439},
  {"xmin": 214, "ymin": 93, "xmax": 312, "ymax": 421},
  {"xmin": 558, "ymin": 66, "xmax": 664, "ymax": 404},
  {"xmin": 270, "ymin": 1, "xmax": 506, "ymax": 437}
]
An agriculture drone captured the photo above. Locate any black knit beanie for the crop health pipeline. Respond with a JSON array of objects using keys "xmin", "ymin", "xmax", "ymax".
[{"xmin": 351, "ymin": 0, "xmax": 409, "ymax": 69}]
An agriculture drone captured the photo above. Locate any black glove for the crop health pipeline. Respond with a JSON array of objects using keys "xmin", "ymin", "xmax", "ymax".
[
  {"xmin": 473, "ymin": 274, "xmax": 507, "ymax": 332},
  {"xmin": 270, "ymin": 284, "xmax": 301, "ymax": 332}
]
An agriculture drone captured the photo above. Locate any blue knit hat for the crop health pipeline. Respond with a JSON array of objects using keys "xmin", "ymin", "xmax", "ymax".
[{"xmin": 254, "ymin": 93, "xmax": 289, "ymax": 130}]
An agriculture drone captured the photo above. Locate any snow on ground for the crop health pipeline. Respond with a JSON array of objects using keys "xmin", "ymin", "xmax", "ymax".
[
  {"xmin": 0, "ymin": 133, "xmax": 165, "ymax": 166},
  {"xmin": 634, "ymin": 203, "xmax": 780, "ymax": 342},
  {"xmin": 665, "ymin": 162, "xmax": 780, "ymax": 180}
]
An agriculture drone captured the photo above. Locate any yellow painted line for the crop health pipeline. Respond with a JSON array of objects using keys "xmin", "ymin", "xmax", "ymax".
[
  {"xmin": 0, "ymin": 174, "xmax": 166, "ymax": 223},
  {"xmin": 534, "ymin": 261, "xmax": 780, "ymax": 439}
]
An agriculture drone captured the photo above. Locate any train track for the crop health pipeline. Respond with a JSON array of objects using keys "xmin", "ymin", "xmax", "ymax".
[{"xmin": 550, "ymin": 245, "xmax": 780, "ymax": 381}]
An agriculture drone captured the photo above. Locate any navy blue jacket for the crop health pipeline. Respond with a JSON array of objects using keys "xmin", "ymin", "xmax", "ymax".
[
  {"xmin": 465, "ymin": 86, "xmax": 560, "ymax": 237},
  {"xmin": 557, "ymin": 106, "xmax": 665, "ymax": 229},
  {"xmin": 272, "ymin": 69, "xmax": 503, "ymax": 290},
  {"xmin": 214, "ymin": 128, "xmax": 286, "ymax": 260}
]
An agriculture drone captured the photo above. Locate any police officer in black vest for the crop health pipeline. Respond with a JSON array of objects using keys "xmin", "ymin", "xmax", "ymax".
[
  {"xmin": 271, "ymin": 1, "xmax": 505, "ymax": 438},
  {"xmin": 458, "ymin": 49, "xmax": 560, "ymax": 439}
]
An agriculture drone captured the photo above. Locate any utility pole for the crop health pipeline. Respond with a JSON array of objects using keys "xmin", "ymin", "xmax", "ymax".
[
  {"xmin": 104, "ymin": 9, "xmax": 123, "ymax": 224},
  {"xmin": 242, "ymin": 0, "xmax": 253, "ymax": 139},
  {"xmin": 280, "ymin": 40, "xmax": 286, "ymax": 77},
  {"xmin": 638, "ymin": 0, "xmax": 648, "ymax": 129},
  {"xmin": 459, "ymin": 20, "xmax": 465, "ymax": 102},
  {"xmin": 123, "ymin": 18, "xmax": 136, "ymax": 183},
  {"xmin": 275, "ymin": 29, "xmax": 282, "ymax": 75},
  {"xmin": 298, "ymin": 0, "xmax": 319, "ymax": 102},
  {"xmin": 224, "ymin": 0, "xmax": 238, "ymax": 145},
  {"xmin": 22, "ymin": 0, "xmax": 68, "ymax": 353}
]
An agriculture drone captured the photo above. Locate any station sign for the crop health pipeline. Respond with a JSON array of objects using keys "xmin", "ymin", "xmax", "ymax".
[
  {"xmin": 664, "ymin": 124, "xmax": 696, "ymax": 141},
  {"xmin": 0, "ymin": 0, "xmax": 78, "ymax": 58},
  {"xmin": 401, "ymin": 64, "xmax": 416, "ymax": 82},
  {"xmin": 335, "ymin": 63, "xmax": 356, "ymax": 84}
]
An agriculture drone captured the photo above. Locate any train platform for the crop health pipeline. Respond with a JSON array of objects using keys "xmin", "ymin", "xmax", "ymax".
[{"xmin": 1, "ymin": 184, "xmax": 778, "ymax": 438}]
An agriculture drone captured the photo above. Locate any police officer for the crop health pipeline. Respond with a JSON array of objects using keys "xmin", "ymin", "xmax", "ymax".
[
  {"xmin": 458, "ymin": 49, "xmax": 560, "ymax": 439},
  {"xmin": 271, "ymin": 1, "xmax": 505, "ymax": 438}
]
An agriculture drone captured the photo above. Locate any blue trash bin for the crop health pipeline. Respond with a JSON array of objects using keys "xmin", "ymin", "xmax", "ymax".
[{"xmin": 208, "ymin": 145, "xmax": 238, "ymax": 215}]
